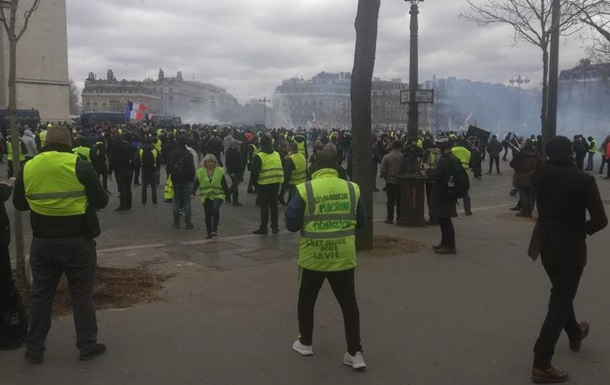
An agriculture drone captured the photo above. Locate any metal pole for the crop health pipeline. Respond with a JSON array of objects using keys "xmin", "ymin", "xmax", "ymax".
[{"xmin": 408, "ymin": 2, "xmax": 419, "ymax": 144}]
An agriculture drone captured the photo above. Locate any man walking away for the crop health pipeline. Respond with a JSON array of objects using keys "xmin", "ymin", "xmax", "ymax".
[
  {"xmin": 528, "ymin": 136, "xmax": 607, "ymax": 383},
  {"xmin": 225, "ymin": 139, "xmax": 245, "ymax": 206},
  {"xmin": 167, "ymin": 135, "xmax": 195, "ymax": 229},
  {"xmin": 250, "ymin": 135, "xmax": 283, "ymax": 235},
  {"xmin": 285, "ymin": 150, "xmax": 367, "ymax": 370},
  {"xmin": 380, "ymin": 140, "xmax": 403, "ymax": 224},
  {"xmin": 486, "ymin": 135, "xmax": 503, "ymax": 175},
  {"xmin": 139, "ymin": 138, "xmax": 160, "ymax": 205},
  {"xmin": 13, "ymin": 125, "xmax": 109, "ymax": 364}
]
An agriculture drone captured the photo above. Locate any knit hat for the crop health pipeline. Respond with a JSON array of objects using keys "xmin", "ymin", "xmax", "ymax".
[
  {"xmin": 546, "ymin": 136, "xmax": 573, "ymax": 160},
  {"xmin": 44, "ymin": 125, "xmax": 72, "ymax": 147}
]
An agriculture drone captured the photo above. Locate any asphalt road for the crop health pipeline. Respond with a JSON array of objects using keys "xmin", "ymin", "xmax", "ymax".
[{"xmin": 2, "ymin": 158, "xmax": 610, "ymax": 385}]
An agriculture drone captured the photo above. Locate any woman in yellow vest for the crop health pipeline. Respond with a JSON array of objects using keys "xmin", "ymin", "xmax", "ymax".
[{"xmin": 192, "ymin": 154, "xmax": 229, "ymax": 239}]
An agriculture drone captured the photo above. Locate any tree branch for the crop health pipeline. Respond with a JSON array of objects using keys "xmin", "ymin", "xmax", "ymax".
[{"xmin": 16, "ymin": 0, "xmax": 41, "ymax": 41}]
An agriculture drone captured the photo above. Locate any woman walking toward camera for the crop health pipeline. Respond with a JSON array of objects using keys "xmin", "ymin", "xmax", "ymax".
[{"xmin": 192, "ymin": 154, "xmax": 229, "ymax": 239}]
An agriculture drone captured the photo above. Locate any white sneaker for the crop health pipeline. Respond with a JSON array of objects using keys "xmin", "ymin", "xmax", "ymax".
[
  {"xmin": 343, "ymin": 351, "xmax": 366, "ymax": 370},
  {"xmin": 292, "ymin": 340, "xmax": 313, "ymax": 356}
]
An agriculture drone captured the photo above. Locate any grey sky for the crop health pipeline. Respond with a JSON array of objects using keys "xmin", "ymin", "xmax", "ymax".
[{"xmin": 67, "ymin": 0, "xmax": 587, "ymax": 103}]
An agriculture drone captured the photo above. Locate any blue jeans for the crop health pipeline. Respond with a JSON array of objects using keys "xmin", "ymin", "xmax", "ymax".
[
  {"xmin": 173, "ymin": 183, "xmax": 192, "ymax": 224},
  {"xmin": 203, "ymin": 199, "xmax": 223, "ymax": 235}
]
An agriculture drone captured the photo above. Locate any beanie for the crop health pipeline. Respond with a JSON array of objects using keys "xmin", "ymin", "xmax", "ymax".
[
  {"xmin": 44, "ymin": 125, "xmax": 72, "ymax": 147},
  {"xmin": 546, "ymin": 136, "xmax": 573, "ymax": 160}
]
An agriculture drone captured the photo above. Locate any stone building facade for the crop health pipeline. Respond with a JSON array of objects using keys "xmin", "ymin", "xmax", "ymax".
[
  {"xmin": 0, "ymin": 0, "xmax": 70, "ymax": 122},
  {"xmin": 82, "ymin": 69, "xmax": 240, "ymax": 123}
]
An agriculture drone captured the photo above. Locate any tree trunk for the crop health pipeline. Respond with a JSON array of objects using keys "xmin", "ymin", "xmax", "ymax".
[
  {"xmin": 7, "ymin": 3, "xmax": 26, "ymax": 286},
  {"xmin": 540, "ymin": 48, "xmax": 549, "ymax": 138},
  {"xmin": 351, "ymin": 0, "xmax": 380, "ymax": 251}
]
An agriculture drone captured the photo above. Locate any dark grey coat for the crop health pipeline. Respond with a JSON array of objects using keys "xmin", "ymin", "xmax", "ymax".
[{"xmin": 427, "ymin": 152, "xmax": 458, "ymax": 218}]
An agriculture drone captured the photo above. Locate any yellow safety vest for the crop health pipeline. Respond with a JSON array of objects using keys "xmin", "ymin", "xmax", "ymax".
[
  {"xmin": 256, "ymin": 151, "xmax": 284, "ymax": 185},
  {"xmin": 451, "ymin": 146, "xmax": 471, "ymax": 170},
  {"xmin": 289, "ymin": 153, "xmax": 307, "ymax": 185},
  {"xmin": 248, "ymin": 143, "xmax": 258, "ymax": 165},
  {"xmin": 153, "ymin": 139, "xmax": 162, "ymax": 154},
  {"xmin": 7, "ymin": 141, "xmax": 25, "ymax": 162},
  {"xmin": 196, "ymin": 167, "xmax": 225, "ymax": 202},
  {"xmin": 589, "ymin": 140, "xmax": 597, "ymax": 154},
  {"xmin": 23, "ymin": 152, "xmax": 87, "ymax": 216},
  {"xmin": 139, "ymin": 148, "xmax": 159, "ymax": 168},
  {"xmin": 296, "ymin": 138, "xmax": 306, "ymax": 156},
  {"xmin": 39, "ymin": 130, "xmax": 47, "ymax": 146},
  {"xmin": 73, "ymin": 146, "xmax": 91, "ymax": 162},
  {"xmin": 296, "ymin": 168, "xmax": 359, "ymax": 272}
]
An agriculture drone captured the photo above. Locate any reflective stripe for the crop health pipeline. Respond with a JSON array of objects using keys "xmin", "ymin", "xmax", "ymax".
[
  {"xmin": 301, "ymin": 229, "xmax": 356, "ymax": 239},
  {"xmin": 303, "ymin": 213, "xmax": 356, "ymax": 221},
  {"xmin": 346, "ymin": 181, "xmax": 356, "ymax": 215},
  {"xmin": 26, "ymin": 190, "xmax": 87, "ymax": 200},
  {"xmin": 304, "ymin": 181, "xmax": 315, "ymax": 217}
]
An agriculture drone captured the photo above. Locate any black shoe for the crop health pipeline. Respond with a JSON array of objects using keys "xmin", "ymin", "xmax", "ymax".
[
  {"xmin": 247, "ymin": 190, "xmax": 255, "ymax": 194},
  {"xmin": 272, "ymin": 228, "xmax": 280, "ymax": 234},
  {"xmin": 253, "ymin": 228, "xmax": 268, "ymax": 235},
  {"xmin": 226, "ymin": 199, "xmax": 232, "ymax": 204},
  {"xmin": 465, "ymin": 211, "xmax": 472, "ymax": 216},
  {"xmin": 373, "ymin": 188, "xmax": 380, "ymax": 192},
  {"xmin": 80, "ymin": 343, "xmax": 107, "ymax": 361},
  {"xmin": 25, "ymin": 350, "xmax": 43, "ymax": 364},
  {"xmin": 185, "ymin": 222, "xmax": 194, "ymax": 230},
  {"xmin": 510, "ymin": 206, "xmax": 521, "ymax": 211},
  {"xmin": 232, "ymin": 202, "xmax": 243, "ymax": 207},
  {"xmin": 0, "ymin": 335, "xmax": 23, "ymax": 350},
  {"xmin": 113, "ymin": 207, "xmax": 129, "ymax": 212},
  {"xmin": 212, "ymin": 231, "xmax": 218, "ymax": 237}
]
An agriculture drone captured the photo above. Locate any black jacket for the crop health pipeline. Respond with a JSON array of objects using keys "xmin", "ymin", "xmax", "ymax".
[
  {"xmin": 0, "ymin": 184, "xmax": 11, "ymax": 245},
  {"xmin": 528, "ymin": 157, "xmax": 607, "ymax": 266},
  {"xmin": 13, "ymin": 145, "xmax": 109, "ymax": 238},
  {"xmin": 166, "ymin": 145, "xmax": 195, "ymax": 184},
  {"xmin": 225, "ymin": 147, "xmax": 244, "ymax": 175},
  {"xmin": 108, "ymin": 139, "xmax": 134, "ymax": 174},
  {"xmin": 427, "ymin": 152, "xmax": 458, "ymax": 218}
]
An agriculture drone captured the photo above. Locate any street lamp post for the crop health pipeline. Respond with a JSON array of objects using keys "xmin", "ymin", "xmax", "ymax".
[
  {"xmin": 397, "ymin": 0, "xmax": 427, "ymax": 227},
  {"xmin": 259, "ymin": 97, "xmax": 270, "ymax": 127},
  {"xmin": 509, "ymin": 74, "xmax": 529, "ymax": 129}
]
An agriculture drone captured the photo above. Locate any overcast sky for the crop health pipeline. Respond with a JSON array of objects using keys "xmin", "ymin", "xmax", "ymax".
[{"xmin": 66, "ymin": 0, "xmax": 589, "ymax": 103}]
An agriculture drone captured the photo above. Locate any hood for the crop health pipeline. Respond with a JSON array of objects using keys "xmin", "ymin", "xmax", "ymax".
[{"xmin": 24, "ymin": 129, "xmax": 34, "ymax": 138}]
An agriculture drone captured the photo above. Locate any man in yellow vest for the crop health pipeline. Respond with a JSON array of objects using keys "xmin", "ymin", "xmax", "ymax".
[
  {"xmin": 285, "ymin": 150, "xmax": 367, "ymax": 370},
  {"xmin": 6, "ymin": 135, "xmax": 28, "ymax": 178},
  {"xmin": 250, "ymin": 135, "xmax": 284, "ymax": 235},
  {"xmin": 451, "ymin": 139, "xmax": 472, "ymax": 215},
  {"xmin": 73, "ymin": 137, "xmax": 92, "ymax": 162},
  {"xmin": 284, "ymin": 142, "xmax": 307, "ymax": 202},
  {"xmin": 585, "ymin": 136, "xmax": 596, "ymax": 171},
  {"xmin": 12, "ymin": 125, "xmax": 109, "ymax": 364}
]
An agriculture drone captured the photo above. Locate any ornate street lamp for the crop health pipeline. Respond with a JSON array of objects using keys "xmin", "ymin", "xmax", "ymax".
[
  {"xmin": 509, "ymin": 74, "xmax": 529, "ymax": 129},
  {"xmin": 259, "ymin": 97, "xmax": 270, "ymax": 127},
  {"xmin": 397, "ymin": 0, "xmax": 427, "ymax": 227}
]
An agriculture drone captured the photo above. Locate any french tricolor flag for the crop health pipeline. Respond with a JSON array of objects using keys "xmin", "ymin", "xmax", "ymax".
[{"xmin": 125, "ymin": 100, "xmax": 147, "ymax": 121}]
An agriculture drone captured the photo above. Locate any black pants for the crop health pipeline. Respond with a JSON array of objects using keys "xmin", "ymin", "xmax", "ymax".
[
  {"xmin": 534, "ymin": 265, "xmax": 584, "ymax": 367},
  {"xmin": 0, "ymin": 244, "xmax": 11, "ymax": 315},
  {"xmin": 229, "ymin": 174, "xmax": 241, "ymax": 204},
  {"xmin": 385, "ymin": 183, "xmax": 401, "ymax": 221},
  {"xmin": 94, "ymin": 163, "xmax": 108, "ymax": 191},
  {"xmin": 438, "ymin": 217, "xmax": 455, "ymax": 249},
  {"xmin": 132, "ymin": 164, "xmax": 140, "ymax": 185},
  {"xmin": 488, "ymin": 155, "xmax": 500, "ymax": 173},
  {"xmin": 141, "ymin": 171, "xmax": 159, "ymax": 204},
  {"xmin": 297, "ymin": 268, "xmax": 362, "ymax": 355},
  {"xmin": 115, "ymin": 172, "xmax": 132, "ymax": 209},
  {"xmin": 27, "ymin": 236, "xmax": 98, "ymax": 355},
  {"xmin": 257, "ymin": 183, "xmax": 279, "ymax": 230},
  {"xmin": 203, "ymin": 199, "xmax": 223, "ymax": 235}
]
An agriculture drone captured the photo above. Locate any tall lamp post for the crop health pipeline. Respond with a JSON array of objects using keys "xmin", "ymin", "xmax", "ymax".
[
  {"xmin": 509, "ymin": 74, "xmax": 529, "ymax": 129},
  {"xmin": 259, "ymin": 97, "xmax": 270, "ymax": 127},
  {"xmin": 397, "ymin": 0, "xmax": 427, "ymax": 227}
]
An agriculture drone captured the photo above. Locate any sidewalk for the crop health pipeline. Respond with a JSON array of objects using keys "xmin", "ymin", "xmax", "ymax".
[{"xmin": 3, "ymin": 198, "xmax": 610, "ymax": 385}]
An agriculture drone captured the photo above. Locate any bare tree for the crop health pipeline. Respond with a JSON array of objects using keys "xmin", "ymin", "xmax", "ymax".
[
  {"xmin": 350, "ymin": 0, "xmax": 380, "ymax": 251},
  {"xmin": 576, "ymin": 2, "xmax": 610, "ymax": 61},
  {"xmin": 0, "ymin": 0, "xmax": 43, "ymax": 284},
  {"xmin": 69, "ymin": 80, "xmax": 81, "ymax": 115},
  {"xmin": 460, "ymin": 0, "xmax": 602, "ymax": 134}
]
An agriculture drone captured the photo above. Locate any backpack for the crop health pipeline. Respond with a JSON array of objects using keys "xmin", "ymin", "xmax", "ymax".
[
  {"xmin": 169, "ymin": 151, "xmax": 190, "ymax": 181},
  {"xmin": 446, "ymin": 155, "xmax": 470, "ymax": 199},
  {"xmin": 141, "ymin": 148, "xmax": 156, "ymax": 170}
]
